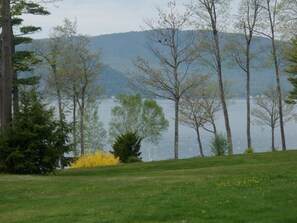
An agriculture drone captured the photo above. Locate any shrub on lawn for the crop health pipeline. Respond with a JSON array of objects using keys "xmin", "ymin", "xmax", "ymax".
[
  {"xmin": 111, "ymin": 132, "xmax": 142, "ymax": 163},
  {"xmin": 244, "ymin": 147, "xmax": 254, "ymax": 154},
  {"xmin": 71, "ymin": 151, "xmax": 119, "ymax": 168},
  {"xmin": 210, "ymin": 133, "xmax": 228, "ymax": 156}
]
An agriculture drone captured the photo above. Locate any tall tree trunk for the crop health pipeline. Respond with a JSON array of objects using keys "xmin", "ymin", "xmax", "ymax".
[
  {"xmin": 174, "ymin": 98, "xmax": 179, "ymax": 159},
  {"xmin": 246, "ymin": 46, "xmax": 252, "ymax": 149},
  {"xmin": 11, "ymin": 27, "xmax": 19, "ymax": 114},
  {"xmin": 267, "ymin": 0, "xmax": 286, "ymax": 151},
  {"xmin": 80, "ymin": 102, "xmax": 85, "ymax": 155},
  {"xmin": 196, "ymin": 126, "xmax": 204, "ymax": 157},
  {"xmin": 271, "ymin": 126, "xmax": 275, "ymax": 151},
  {"xmin": 213, "ymin": 29, "xmax": 233, "ymax": 154},
  {"xmin": 73, "ymin": 94, "xmax": 77, "ymax": 155},
  {"xmin": 1, "ymin": 0, "xmax": 13, "ymax": 133},
  {"xmin": 271, "ymin": 40, "xmax": 286, "ymax": 150}
]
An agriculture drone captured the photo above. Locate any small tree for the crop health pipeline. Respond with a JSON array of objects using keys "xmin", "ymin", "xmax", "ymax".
[
  {"xmin": 251, "ymin": 87, "xmax": 294, "ymax": 151},
  {"xmin": 79, "ymin": 100, "xmax": 107, "ymax": 153},
  {"xmin": 210, "ymin": 133, "xmax": 228, "ymax": 156},
  {"xmin": 180, "ymin": 76, "xmax": 232, "ymax": 157},
  {"xmin": 109, "ymin": 94, "xmax": 168, "ymax": 145},
  {"xmin": 0, "ymin": 87, "xmax": 72, "ymax": 174},
  {"xmin": 112, "ymin": 132, "xmax": 142, "ymax": 163}
]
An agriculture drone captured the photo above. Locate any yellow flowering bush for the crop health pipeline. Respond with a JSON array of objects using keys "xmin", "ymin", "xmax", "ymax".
[{"xmin": 71, "ymin": 151, "xmax": 119, "ymax": 168}]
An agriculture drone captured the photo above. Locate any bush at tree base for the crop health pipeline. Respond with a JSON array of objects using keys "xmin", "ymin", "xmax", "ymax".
[
  {"xmin": 0, "ymin": 88, "xmax": 72, "ymax": 174},
  {"xmin": 210, "ymin": 133, "xmax": 228, "ymax": 156},
  {"xmin": 111, "ymin": 132, "xmax": 142, "ymax": 163}
]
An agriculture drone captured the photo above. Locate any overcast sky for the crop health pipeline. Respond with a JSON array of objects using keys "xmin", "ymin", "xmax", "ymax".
[{"xmin": 21, "ymin": 0, "xmax": 239, "ymax": 39}]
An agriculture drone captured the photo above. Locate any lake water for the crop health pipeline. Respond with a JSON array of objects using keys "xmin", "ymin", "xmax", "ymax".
[{"xmin": 99, "ymin": 99, "xmax": 297, "ymax": 161}]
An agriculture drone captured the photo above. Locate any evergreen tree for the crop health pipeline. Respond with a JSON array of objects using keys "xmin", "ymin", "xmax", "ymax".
[
  {"xmin": 286, "ymin": 36, "xmax": 297, "ymax": 103},
  {"xmin": 10, "ymin": 0, "xmax": 50, "ymax": 113},
  {"xmin": 0, "ymin": 87, "xmax": 72, "ymax": 174},
  {"xmin": 112, "ymin": 132, "xmax": 142, "ymax": 163}
]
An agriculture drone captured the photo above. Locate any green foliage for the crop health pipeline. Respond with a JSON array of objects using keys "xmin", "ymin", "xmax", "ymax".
[
  {"xmin": 286, "ymin": 36, "xmax": 297, "ymax": 104},
  {"xmin": 0, "ymin": 88, "xmax": 72, "ymax": 174},
  {"xmin": 80, "ymin": 101, "xmax": 107, "ymax": 153},
  {"xmin": 210, "ymin": 133, "xmax": 228, "ymax": 156},
  {"xmin": 109, "ymin": 94, "xmax": 168, "ymax": 145},
  {"xmin": 244, "ymin": 147, "xmax": 254, "ymax": 154},
  {"xmin": 111, "ymin": 132, "xmax": 142, "ymax": 163}
]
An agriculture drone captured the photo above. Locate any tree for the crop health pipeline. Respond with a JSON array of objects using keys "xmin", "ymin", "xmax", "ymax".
[
  {"xmin": 189, "ymin": 0, "xmax": 233, "ymax": 154},
  {"xmin": 36, "ymin": 18, "xmax": 103, "ymax": 155},
  {"xmin": 251, "ymin": 87, "xmax": 294, "ymax": 151},
  {"xmin": 228, "ymin": 0, "xmax": 262, "ymax": 149},
  {"xmin": 256, "ymin": 0, "xmax": 288, "ymax": 151},
  {"xmin": 278, "ymin": 0, "xmax": 297, "ymax": 40},
  {"xmin": 80, "ymin": 100, "xmax": 107, "ymax": 153},
  {"xmin": 1, "ymin": 0, "xmax": 13, "ymax": 134},
  {"xmin": 285, "ymin": 36, "xmax": 297, "ymax": 103},
  {"xmin": 0, "ymin": 87, "xmax": 72, "ymax": 174},
  {"xmin": 111, "ymin": 132, "xmax": 142, "ymax": 163},
  {"xmin": 133, "ymin": 1, "xmax": 198, "ymax": 159},
  {"xmin": 180, "ymin": 76, "xmax": 232, "ymax": 157},
  {"xmin": 10, "ymin": 0, "xmax": 50, "ymax": 113},
  {"xmin": 109, "ymin": 94, "xmax": 169, "ymax": 146}
]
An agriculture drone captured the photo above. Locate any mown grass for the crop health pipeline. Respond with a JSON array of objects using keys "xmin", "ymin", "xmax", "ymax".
[{"xmin": 1, "ymin": 151, "xmax": 297, "ymax": 223}]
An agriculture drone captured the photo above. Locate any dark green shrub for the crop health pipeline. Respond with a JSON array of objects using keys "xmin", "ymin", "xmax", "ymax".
[
  {"xmin": 210, "ymin": 133, "xmax": 228, "ymax": 156},
  {"xmin": 111, "ymin": 132, "xmax": 142, "ymax": 163},
  {"xmin": 0, "ymin": 88, "xmax": 72, "ymax": 174}
]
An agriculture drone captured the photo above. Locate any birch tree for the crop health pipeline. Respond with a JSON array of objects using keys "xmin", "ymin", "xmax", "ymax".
[
  {"xmin": 257, "ymin": 0, "xmax": 288, "ymax": 151},
  {"xmin": 188, "ymin": 0, "xmax": 233, "ymax": 154},
  {"xmin": 229, "ymin": 0, "xmax": 262, "ymax": 149}
]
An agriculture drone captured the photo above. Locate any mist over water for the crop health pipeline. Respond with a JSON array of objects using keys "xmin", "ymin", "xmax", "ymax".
[{"xmin": 100, "ymin": 99, "xmax": 297, "ymax": 162}]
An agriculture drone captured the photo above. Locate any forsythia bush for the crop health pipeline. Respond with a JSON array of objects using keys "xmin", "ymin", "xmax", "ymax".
[{"xmin": 71, "ymin": 151, "xmax": 119, "ymax": 168}]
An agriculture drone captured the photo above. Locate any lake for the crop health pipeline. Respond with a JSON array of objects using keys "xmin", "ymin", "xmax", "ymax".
[{"xmin": 99, "ymin": 99, "xmax": 297, "ymax": 161}]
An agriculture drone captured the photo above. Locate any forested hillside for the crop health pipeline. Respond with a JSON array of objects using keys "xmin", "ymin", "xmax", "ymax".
[{"xmin": 29, "ymin": 31, "xmax": 291, "ymax": 98}]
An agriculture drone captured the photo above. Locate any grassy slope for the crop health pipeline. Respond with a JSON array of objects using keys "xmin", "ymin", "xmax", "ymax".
[{"xmin": 1, "ymin": 151, "xmax": 297, "ymax": 223}]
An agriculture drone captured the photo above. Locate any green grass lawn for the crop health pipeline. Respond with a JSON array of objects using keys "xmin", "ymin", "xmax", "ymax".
[{"xmin": 1, "ymin": 151, "xmax": 297, "ymax": 223}]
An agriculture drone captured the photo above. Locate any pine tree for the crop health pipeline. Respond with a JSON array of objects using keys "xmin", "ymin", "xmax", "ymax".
[{"xmin": 0, "ymin": 87, "xmax": 72, "ymax": 174}]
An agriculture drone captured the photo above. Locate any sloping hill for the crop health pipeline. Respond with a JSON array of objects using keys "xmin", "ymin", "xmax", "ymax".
[
  {"xmin": 28, "ymin": 31, "xmax": 291, "ymax": 97},
  {"xmin": 89, "ymin": 31, "xmax": 291, "ymax": 97},
  {"xmin": 1, "ymin": 151, "xmax": 297, "ymax": 222}
]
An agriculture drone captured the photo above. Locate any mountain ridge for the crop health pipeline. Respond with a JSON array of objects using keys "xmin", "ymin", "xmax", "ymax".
[{"xmin": 30, "ymin": 30, "xmax": 292, "ymax": 98}]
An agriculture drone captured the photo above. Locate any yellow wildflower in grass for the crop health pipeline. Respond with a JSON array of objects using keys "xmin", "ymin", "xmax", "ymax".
[{"xmin": 71, "ymin": 151, "xmax": 120, "ymax": 168}]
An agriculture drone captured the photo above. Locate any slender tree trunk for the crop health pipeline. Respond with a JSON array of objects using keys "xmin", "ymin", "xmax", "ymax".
[
  {"xmin": 246, "ymin": 46, "xmax": 252, "ymax": 149},
  {"xmin": 174, "ymin": 98, "xmax": 179, "ymax": 159},
  {"xmin": 73, "ymin": 94, "xmax": 77, "ymax": 155},
  {"xmin": 80, "ymin": 102, "xmax": 85, "ymax": 155},
  {"xmin": 213, "ymin": 29, "xmax": 233, "ymax": 154},
  {"xmin": 1, "ymin": 0, "xmax": 13, "ymax": 133},
  {"xmin": 271, "ymin": 126, "xmax": 275, "ymax": 151},
  {"xmin": 211, "ymin": 117, "xmax": 217, "ymax": 136},
  {"xmin": 271, "ymin": 41, "xmax": 286, "ymax": 150},
  {"xmin": 195, "ymin": 127, "xmax": 204, "ymax": 157},
  {"xmin": 267, "ymin": 1, "xmax": 286, "ymax": 151},
  {"xmin": 11, "ymin": 28, "xmax": 19, "ymax": 115}
]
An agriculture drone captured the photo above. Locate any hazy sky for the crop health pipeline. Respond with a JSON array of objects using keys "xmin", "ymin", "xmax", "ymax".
[{"xmin": 21, "ymin": 0, "xmax": 239, "ymax": 39}]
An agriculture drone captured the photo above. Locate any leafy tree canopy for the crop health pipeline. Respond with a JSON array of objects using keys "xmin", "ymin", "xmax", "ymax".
[{"xmin": 109, "ymin": 94, "xmax": 168, "ymax": 145}]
